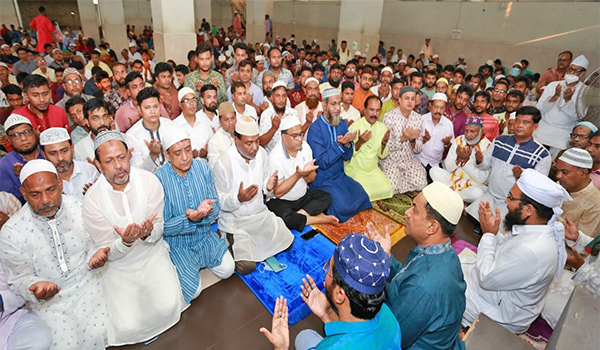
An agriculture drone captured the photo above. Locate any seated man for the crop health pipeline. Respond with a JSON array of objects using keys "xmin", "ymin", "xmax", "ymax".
[
  {"xmin": 555, "ymin": 148, "xmax": 600, "ymax": 237},
  {"xmin": 569, "ymin": 121, "xmax": 597, "ymax": 149},
  {"xmin": 294, "ymin": 77, "xmax": 322, "ymax": 135},
  {"xmin": 0, "ymin": 114, "xmax": 44, "ymax": 203},
  {"xmin": 466, "ymin": 106, "xmax": 551, "ymax": 221},
  {"xmin": 380, "ymin": 86, "xmax": 427, "ymax": 194},
  {"xmin": 345, "ymin": 95, "xmax": 393, "ymax": 201},
  {"xmin": 173, "ymin": 87, "xmax": 214, "ymax": 159},
  {"xmin": 261, "ymin": 234, "xmax": 401, "ymax": 350},
  {"xmin": 430, "ymin": 116, "xmax": 491, "ymax": 203},
  {"xmin": 155, "ymin": 125, "xmax": 234, "ymax": 304},
  {"xmin": 416, "ymin": 93, "xmax": 454, "ymax": 175},
  {"xmin": 231, "ymin": 81, "xmax": 258, "ymax": 120},
  {"xmin": 259, "ymin": 81, "xmax": 299, "ymax": 153},
  {"xmin": 0, "ymin": 159, "xmax": 109, "ymax": 349},
  {"xmin": 339, "ymin": 81, "xmax": 361, "ymax": 125},
  {"xmin": 462, "ymin": 169, "xmax": 570, "ymax": 333},
  {"xmin": 369, "ymin": 182, "xmax": 466, "ymax": 349},
  {"xmin": 306, "ymin": 88, "xmax": 371, "ymax": 223},
  {"xmin": 40, "ymin": 127, "xmax": 98, "ymax": 199},
  {"xmin": 83, "ymin": 131, "xmax": 184, "ymax": 346},
  {"xmin": 267, "ymin": 115, "xmax": 337, "ymax": 231},
  {"xmin": 213, "ymin": 117, "xmax": 294, "ymax": 275},
  {"xmin": 207, "ymin": 102, "xmax": 236, "ymax": 168},
  {"xmin": 74, "ymin": 98, "xmax": 113, "ymax": 162}
]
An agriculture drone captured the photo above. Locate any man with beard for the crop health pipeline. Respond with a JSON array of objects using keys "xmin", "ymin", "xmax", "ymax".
[
  {"xmin": 466, "ymin": 107, "xmax": 551, "ymax": 222},
  {"xmin": 183, "ymin": 43, "xmax": 227, "ymax": 110},
  {"xmin": 430, "ymin": 116, "xmax": 492, "ymax": 203},
  {"xmin": 342, "ymin": 60, "xmax": 358, "ymax": 89},
  {"xmin": 319, "ymin": 63, "xmax": 342, "ymax": 94},
  {"xmin": 445, "ymin": 84, "xmax": 473, "ymax": 137},
  {"xmin": 261, "ymin": 234, "xmax": 400, "ymax": 350},
  {"xmin": 368, "ymin": 182, "xmax": 466, "ymax": 350},
  {"xmin": 154, "ymin": 62, "xmax": 181, "ymax": 120},
  {"xmin": 472, "ymin": 91, "xmax": 499, "ymax": 141},
  {"xmin": 568, "ymin": 121, "xmax": 596, "ymax": 150},
  {"xmin": 14, "ymin": 74, "xmax": 70, "ymax": 133},
  {"xmin": 227, "ymin": 59, "xmax": 263, "ymax": 113},
  {"xmin": 225, "ymin": 43, "xmax": 256, "ymax": 89},
  {"xmin": 40, "ymin": 127, "xmax": 97, "ymax": 199},
  {"xmin": 409, "ymin": 71, "xmax": 429, "ymax": 115},
  {"xmin": 198, "ymin": 84, "xmax": 221, "ymax": 132},
  {"xmin": 370, "ymin": 66, "xmax": 393, "ymax": 103},
  {"xmin": 345, "ymin": 96, "xmax": 392, "ymax": 201},
  {"xmin": 461, "ymin": 169, "xmax": 570, "ymax": 334},
  {"xmin": 207, "ymin": 102, "xmax": 236, "ymax": 167},
  {"xmin": 213, "ymin": 116, "xmax": 294, "ymax": 274},
  {"xmin": 381, "ymin": 86, "xmax": 427, "ymax": 195},
  {"xmin": 420, "ymin": 70, "xmax": 437, "ymax": 100},
  {"xmin": 379, "ymin": 78, "xmax": 405, "ymax": 120},
  {"xmin": 494, "ymin": 90, "xmax": 523, "ymax": 135},
  {"xmin": 555, "ymin": 148, "xmax": 600, "ymax": 237},
  {"xmin": 0, "ymin": 114, "xmax": 45, "ymax": 203},
  {"xmin": 115, "ymin": 72, "xmax": 169, "ymax": 132},
  {"xmin": 294, "ymin": 77, "xmax": 322, "ymax": 134},
  {"xmin": 104, "ymin": 62, "xmax": 129, "ymax": 115},
  {"xmin": 307, "ymin": 88, "xmax": 371, "ymax": 222},
  {"xmin": 83, "ymin": 130, "xmax": 183, "ymax": 345},
  {"xmin": 587, "ymin": 130, "xmax": 600, "ymax": 189},
  {"xmin": 174, "ymin": 87, "xmax": 214, "ymax": 159},
  {"xmin": 74, "ymin": 98, "xmax": 113, "ymax": 162},
  {"xmin": 416, "ymin": 93, "xmax": 454, "ymax": 175},
  {"xmin": 257, "ymin": 47, "xmax": 294, "ymax": 90},
  {"xmin": 0, "ymin": 159, "xmax": 109, "ymax": 350},
  {"xmin": 260, "ymin": 81, "xmax": 299, "ymax": 153},
  {"xmin": 487, "ymin": 79, "xmax": 508, "ymax": 115},
  {"xmin": 155, "ymin": 125, "xmax": 234, "ymax": 304},
  {"xmin": 351, "ymin": 66, "xmax": 375, "ymax": 113},
  {"xmin": 288, "ymin": 66, "xmax": 312, "ymax": 108}
]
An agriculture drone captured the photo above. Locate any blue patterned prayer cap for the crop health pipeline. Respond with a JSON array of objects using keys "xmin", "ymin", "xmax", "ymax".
[{"xmin": 334, "ymin": 233, "xmax": 391, "ymax": 295}]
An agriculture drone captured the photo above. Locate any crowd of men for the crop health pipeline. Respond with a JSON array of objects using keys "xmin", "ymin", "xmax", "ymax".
[{"xmin": 0, "ymin": 6, "xmax": 599, "ymax": 350}]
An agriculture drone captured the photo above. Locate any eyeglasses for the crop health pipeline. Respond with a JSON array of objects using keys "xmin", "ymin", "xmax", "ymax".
[
  {"xmin": 65, "ymin": 79, "xmax": 82, "ymax": 85},
  {"xmin": 494, "ymin": 88, "xmax": 506, "ymax": 93},
  {"xmin": 566, "ymin": 67, "xmax": 586, "ymax": 74},
  {"xmin": 507, "ymin": 192, "xmax": 524, "ymax": 202},
  {"xmin": 8, "ymin": 128, "xmax": 34, "ymax": 140},
  {"xmin": 283, "ymin": 131, "xmax": 304, "ymax": 140},
  {"xmin": 181, "ymin": 98, "xmax": 197, "ymax": 105},
  {"xmin": 570, "ymin": 133, "xmax": 590, "ymax": 140}
]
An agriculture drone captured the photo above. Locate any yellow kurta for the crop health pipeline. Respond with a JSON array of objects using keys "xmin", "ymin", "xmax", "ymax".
[{"xmin": 345, "ymin": 117, "xmax": 393, "ymax": 201}]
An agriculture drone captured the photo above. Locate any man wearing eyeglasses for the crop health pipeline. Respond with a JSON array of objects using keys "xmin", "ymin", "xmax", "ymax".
[
  {"xmin": 173, "ymin": 87, "xmax": 214, "ymax": 160},
  {"xmin": 569, "ymin": 121, "xmax": 596, "ymax": 150},
  {"xmin": 535, "ymin": 55, "xmax": 588, "ymax": 159},
  {"xmin": 0, "ymin": 114, "xmax": 44, "ymax": 203},
  {"xmin": 536, "ymin": 51, "xmax": 572, "ymax": 94},
  {"xmin": 55, "ymin": 67, "xmax": 93, "ymax": 127},
  {"xmin": 487, "ymin": 79, "xmax": 508, "ymax": 116}
]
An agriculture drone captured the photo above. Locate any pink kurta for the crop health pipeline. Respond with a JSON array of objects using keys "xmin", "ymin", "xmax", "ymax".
[{"xmin": 30, "ymin": 15, "xmax": 55, "ymax": 53}]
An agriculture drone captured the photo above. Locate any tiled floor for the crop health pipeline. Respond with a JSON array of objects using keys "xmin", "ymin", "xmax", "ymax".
[{"xmin": 113, "ymin": 216, "xmax": 479, "ymax": 350}]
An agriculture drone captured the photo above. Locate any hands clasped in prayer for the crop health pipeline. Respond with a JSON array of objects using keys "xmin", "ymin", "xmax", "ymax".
[
  {"xmin": 478, "ymin": 201, "xmax": 501, "ymax": 235},
  {"xmin": 144, "ymin": 138, "xmax": 162, "ymax": 160},
  {"xmin": 238, "ymin": 171, "xmax": 278, "ymax": 202},
  {"xmin": 295, "ymin": 159, "xmax": 318, "ymax": 178},
  {"xmin": 337, "ymin": 131, "xmax": 356, "ymax": 147},
  {"xmin": 401, "ymin": 126, "xmax": 421, "ymax": 143},
  {"xmin": 113, "ymin": 211, "xmax": 158, "ymax": 245},
  {"xmin": 185, "ymin": 199, "xmax": 216, "ymax": 222}
]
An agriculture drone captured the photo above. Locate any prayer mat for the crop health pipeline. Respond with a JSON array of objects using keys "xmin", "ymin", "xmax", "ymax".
[
  {"xmin": 518, "ymin": 316, "xmax": 553, "ymax": 350},
  {"xmin": 236, "ymin": 226, "xmax": 336, "ymax": 325},
  {"xmin": 370, "ymin": 193, "xmax": 414, "ymax": 226},
  {"xmin": 450, "ymin": 236, "xmax": 478, "ymax": 254},
  {"xmin": 313, "ymin": 208, "xmax": 406, "ymax": 246}
]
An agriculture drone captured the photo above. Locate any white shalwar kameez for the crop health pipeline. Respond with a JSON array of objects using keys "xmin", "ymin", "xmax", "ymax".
[
  {"xmin": 213, "ymin": 145, "xmax": 294, "ymax": 262},
  {"xmin": 82, "ymin": 167, "xmax": 184, "ymax": 346},
  {"xmin": 0, "ymin": 196, "xmax": 108, "ymax": 350}
]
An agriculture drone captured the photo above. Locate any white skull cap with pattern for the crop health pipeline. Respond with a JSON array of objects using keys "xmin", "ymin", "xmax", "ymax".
[
  {"xmin": 20, "ymin": 159, "xmax": 58, "ymax": 184},
  {"xmin": 4, "ymin": 114, "xmax": 32, "ymax": 131},
  {"xmin": 94, "ymin": 130, "xmax": 127, "ymax": 151},
  {"xmin": 39, "ymin": 127, "xmax": 71, "ymax": 146},
  {"xmin": 322, "ymin": 87, "xmax": 340, "ymax": 100},
  {"xmin": 235, "ymin": 116, "xmax": 259, "ymax": 136}
]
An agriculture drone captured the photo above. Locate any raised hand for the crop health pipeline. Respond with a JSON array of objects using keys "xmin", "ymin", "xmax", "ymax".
[
  {"xmin": 359, "ymin": 130, "xmax": 372, "ymax": 144},
  {"xmin": 29, "ymin": 281, "xmax": 60, "ymax": 301},
  {"xmin": 237, "ymin": 181, "xmax": 259, "ymax": 202},
  {"xmin": 478, "ymin": 201, "xmax": 500, "ymax": 235},
  {"xmin": 296, "ymin": 159, "xmax": 318, "ymax": 177},
  {"xmin": 211, "ymin": 77, "xmax": 219, "ymax": 87},
  {"xmin": 365, "ymin": 221, "xmax": 392, "ymax": 257},
  {"xmin": 474, "ymin": 145, "xmax": 484, "ymax": 165},
  {"xmin": 195, "ymin": 80, "xmax": 204, "ymax": 93},
  {"xmin": 512, "ymin": 165, "xmax": 523, "ymax": 179},
  {"xmin": 198, "ymin": 143, "xmax": 208, "ymax": 158},
  {"xmin": 422, "ymin": 129, "xmax": 431, "ymax": 144},
  {"xmin": 378, "ymin": 83, "xmax": 390, "ymax": 98},
  {"xmin": 563, "ymin": 86, "xmax": 574, "ymax": 101},
  {"xmin": 186, "ymin": 199, "xmax": 216, "ymax": 221},
  {"xmin": 337, "ymin": 131, "xmax": 357, "ymax": 146},
  {"xmin": 267, "ymin": 170, "xmax": 279, "ymax": 192},
  {"xmin": 271, "ymin": 114, "xmax": 282, "ymax": 130},
  {"xmin": 300, "ymin": 274, "xmax": 331, "ymax": 319},
  {"xmin": 566, "ymin": 247, "xmax": 585, "ymax": 270},
  {"xmin": 553, "ymin": 84, "xmax": 562, "ymax": 98},
  {"xmin": 563, "ymin": 216, "xmax": 580, "ymax": 242},
  {"xmin": 13, "ymin": 163, "xmax": 23, "ymax": 177},
  {"xmin": 305, "ymin": 110, "xmax": 315, "ymax": 124},
  {"xmin": 382, "ymin": 129, "xmax": 390, "ymax": 145},
  {"xmin": 82, "ymin": 182, "xmax": 93, "ymax": 196},
  {"xmin": 259, "ymin": 296, "xmax": 289, "ymax": 350},
  {"xmin": 89, "ymin": 247, "xmax": 110, "ymax": 269},
  {"xmin": 144, "ymin": 139, "xmax": 162, "ymax": 157},
  {"xmin": 139, "ymin": 212, "xmax": 158, "ymax": 240},
  {"xmin": 442, "ymin": 135, "xmax": 453, "ymax": 146},
  {"xmin": 113, "ymin": 223, "xmax": 142, "ymax": 245}
]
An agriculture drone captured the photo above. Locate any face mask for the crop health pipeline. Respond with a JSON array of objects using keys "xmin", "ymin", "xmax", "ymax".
[
  {"xmin": 564, "ymin": 74, "xmax": 579, "ymax": 84},
  {"xmin": 510, "ymin": 68, "xmax": 520, "ymax": 76}
]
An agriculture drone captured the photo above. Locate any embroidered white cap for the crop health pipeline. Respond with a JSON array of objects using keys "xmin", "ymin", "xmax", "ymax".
[{"xmin": 422, "ymin": 182, "xmax": 463, "ymax": 225}]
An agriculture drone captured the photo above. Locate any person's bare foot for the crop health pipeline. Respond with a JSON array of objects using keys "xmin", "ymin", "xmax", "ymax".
[
  {"xmin": 302, "ymin": 211, "xmax": 340, "ymax": 225},
  {"xmin": 376, "ymin": 200, "xmax": 389, "ymax": 212}
]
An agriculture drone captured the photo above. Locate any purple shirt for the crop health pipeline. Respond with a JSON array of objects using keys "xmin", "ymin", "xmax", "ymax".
[
  {"xmin": 445, "ymin": 105, "xmax": 469, "ymax": 137},
  {"xmin": 0, "ymin": 148, "xmax": 44, "ymax": 203}
]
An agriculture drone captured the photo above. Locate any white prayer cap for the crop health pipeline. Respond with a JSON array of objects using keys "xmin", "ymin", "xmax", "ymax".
[
  {"xmin": 485, "ymin": 59, "xmax": 494, "ymax": 66},
  {"xmin": 304, "ymin": 77, "xmax": 319, "ymax": 87},
  {"xmin": 128, "ymin": 42, "xmax": 136, "ymax": 48},
  {"xmin": 0, "ymin": 62, "xmax": 8, "ymax": 69},
  {"xmin": 431, "ymin": 93, "xmax": 448, "ymax": 103},
  {"xmin": 0, "ymin": 44, "xmax": 8, "ymax": 49},
  {"xmin": 225, "ymin": 37, "xmax": 231, "ymax": 42},
  {"xmin": 452, "ymin": 84, "xmax": 460, "ymax": 91},
  {"xmin": 282, "ymin": 51, "xmax": 291, "ymax": 58},
  {"xmin": 39, "ymin": 127, "xmax": 70, "ymax": 146},
  {"xmin": 178, "ymin": 87, "xmax": 195, "ymax": 102},
  {"xmin": 162, "ymin": 125, "xmax": 190, "ymax": 151},
  {"xmin": 399, "ymin": 59, "xmax": 407, "ymax": 64},
  {"xmin": 361, "ymin": 53, "xmax": 367, "ymax": 58},
  {"xmin": 354, "ymin": 51, "xmax": 361, "ymax": 56},
  {"xmin": 255, "ymin": 55, "xmax": 265, "ymax": 62},
  {"xmin": 457, "ymin": 64, "xmax": 467, "ymax": 71},
  {"xmin": 4, "ymin": 113, "xmax": 31, "ymax": 132},
  {"xmin": 570, "ymin": 55, "xmax": 588, "ymax": 70},
  {"xmin": 280, "ymin": 115, "xmax": 301, "ymax": 131},
  {"xmin": 272, "ymin": 81, "xmax": 287, "ymax": 91},
  {"xmin": 381, "ymin": 67, "xmax": 393, "ymax": 75},
  {"xmin": 322, "ymin": 87, "xmax": 340, "ymax": 100},
  {"xmin": 218, "ymin": 54, "xmax": 226, "ymax": 62},
  {"xmin": 558, "ymin": 148, "xmax": 593, "ymax": 169},
  {"xmin": 407, "ymin": 67, "xmax": 418, "ymax": 75},
  {"xmin": 432, "ymin": 54, "xmax": 439, "ymax": 59},
  {"xmin": 422, "ymin": 182, "xmax": 463, "ymax": 225},
  {"xmin": 508, "ymin": 112, "xmax": 516, "ymax": 120},
  {"xmin": 94, "ymin": 130, "xmax": 127, "ymax": 151},
  {"xmin": 494, "ymin": 74, "xmax": 506, "ymax": 81},
  {"xmin": 512, "ymin": 61, "xmax": 522, "ymax": 68},
  {"xmin": 19, "ymin": 159, "xmax": 58, "ymax": 184},
  {"xmin": 419, "ymin": 50, "xmax": 425, "ymax": 55},
  {"xmin": 458, "ymin": 54, "xmax": 465, "ymax": 59},
  {"xmin": 312, "ymin": 38, "xmax": 317, "ymax": 43},
  {"xmin": 516, "ymin": 169, "xmax": 572, "ymax": 278},
  {"xmin": 235, "ymin": 116, "xmax": 259, "ymax": 136}
]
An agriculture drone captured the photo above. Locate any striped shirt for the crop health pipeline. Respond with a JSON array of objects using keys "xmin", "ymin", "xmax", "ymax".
[{"xmin": 155, "ymin": 159, "xmax": 228, "ymax": 303}]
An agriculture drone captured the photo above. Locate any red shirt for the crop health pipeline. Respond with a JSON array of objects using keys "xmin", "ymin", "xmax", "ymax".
[
  {"xmin": 13, "ymin": 104, "xmax": 71, "ymax": 134},
  {"xmin": 478, "ymin": 113, "xmax": 499, "ymax": 141}
]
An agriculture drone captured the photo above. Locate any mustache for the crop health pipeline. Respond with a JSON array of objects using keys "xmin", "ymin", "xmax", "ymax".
[{"xmin": 38, "ymin": 202, "xmax": 58, "ymax": 212}]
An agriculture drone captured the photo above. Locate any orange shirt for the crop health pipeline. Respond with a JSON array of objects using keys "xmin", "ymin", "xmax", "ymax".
[{"xmin": 351, "ymin": 88, "xmax": 374, "ymax": 111}]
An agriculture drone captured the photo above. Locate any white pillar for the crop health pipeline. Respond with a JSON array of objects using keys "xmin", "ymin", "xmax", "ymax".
[
  {"xmin": 150, "ymin": 0, "xmax": 196, "ymax": 65},
  {"xmin": 194, "ymin": 0, "xmax": 211, "ymax": 32},
  {"xmin": 77, "ymin": 0, "xmax": 98, "ymax": 39},
  {"xmin": 98, "ymin": 0, "xmax": 128, "ymax": 50},
  {"xmin": 246, "ymin": 0, "xmax": 273, "ymax": 44},
  {"xmin": 338, "ymin": 0, "xmax": 384, "ymax": 58},
  {"xmin": 0, "ymin": 0, "xmax": 20, "ymax": 29}
]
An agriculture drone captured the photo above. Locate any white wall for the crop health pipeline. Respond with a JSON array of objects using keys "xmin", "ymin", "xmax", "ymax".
[
  {"xmin": 272, "ymin": 0, "xmax": 341, "ymax": 47},
  {"xmin": 123, "ymin": 0, "xmax": 153, "ymax": 30}
]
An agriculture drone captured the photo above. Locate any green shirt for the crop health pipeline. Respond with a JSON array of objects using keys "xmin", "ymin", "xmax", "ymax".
[{"xmin": 183, "ymin": 70, "xmax": 228, "ymax": 110}]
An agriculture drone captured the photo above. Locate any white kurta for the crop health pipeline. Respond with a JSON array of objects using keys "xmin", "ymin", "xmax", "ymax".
[
  {"xmin": 173, "ymin": 112, "xmax": 215, "ymax": 151},
  {"xmin": 0, "ymin": 196, "xmax": 108, "ymax": 350},
  {"xmin": 213, "ymin": 145, "xmax": 294, "ymax": 261},
  {"xmin": 197, "ymin": 109, "xmax": 220, "ymax": 133},
  {"xmin": 61, "ymin": 160, "xmax": 98, "ymax": 199},
  {"xmin": 126, "ymin": 117, "xmax": 175, "ymax": 173},
  {"xmin": 82, "ymin": 167, "xmax": 184, "ymax": 346},
  {"xmin": 259, "ymin": 106, "xmax": 299, "ymax": 153},
  {"xmin": 73, "ymin": 132, "xmax": 94, "ymax": 162},
  {"xmin": 461, "ymin": 225, "xmax": 559, "ymax": 334},
  {"xmin": 416, "ymin": 112, "xmax": 455, "ymax": 167},
  {"xmin": 207, "ymin": 128, "xmax": 234, "ymax": 168},
  {"xmin": 234, "ymin": 104, "xmax": 258, "ymax": 120}
]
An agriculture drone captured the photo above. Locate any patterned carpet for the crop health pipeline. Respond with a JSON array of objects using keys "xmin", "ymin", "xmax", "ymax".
[
  {"xmin": 314, "ymin": 208, "xmax": 406, "ymax": 246},
  {"xmin": 370, "ymin": 193, "xmax": 415, "ymax": 226}
]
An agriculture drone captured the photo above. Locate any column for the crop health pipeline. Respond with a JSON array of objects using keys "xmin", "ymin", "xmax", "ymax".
[
  {"xmin": 245, "ymin": 0, "xmax": 273, "ymax": 44},
  {"xmin": 150, "ymin": 0, "xmax": 196, "ymax": 65},
  {"xmin": 98, "ymin": 0, "xmax": 128, "ymax": 51},
  {"xmin": 0, "ymin": 0, "xmax": 20, "ymax": 29},
  {"xmin": 337, "ymin": 0, "xmax": 384, "ymax": 58},
  {"xmin": 194, "ymin": 0, "xmax": 211, "ymax": 32},
  {"xmin": 77, "ymin": 0, "xmax": 99, "ymax": 40}
]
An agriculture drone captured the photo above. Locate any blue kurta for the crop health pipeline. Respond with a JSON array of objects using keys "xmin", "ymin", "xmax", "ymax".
[
  {"xmin": 385, "ymin": 240, "xmax": 466, "ymax": 350},
  {"xmin": 306, "ymin": 115, "xmax": 371, "ymax": 223},
  {"xmin": 0, "ymin": 148, "xmax": 44, "ymax": 203},
  {"xmin": 155, "ymin": 159, "xmax": 228, "ymax": 303}
]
